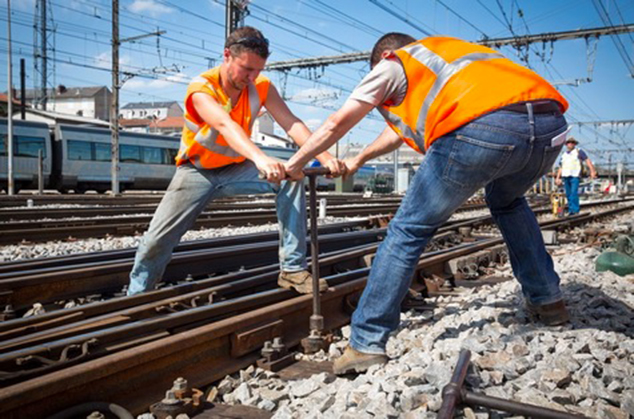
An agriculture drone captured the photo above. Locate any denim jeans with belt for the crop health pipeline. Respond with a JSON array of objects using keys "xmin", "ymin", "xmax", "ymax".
[
  {"xmin": 351, "ymin": 104, "xmax": 568, "ymax": 354},
  {"xmin": 127, "ymin": 160, "xmax": 307, "ymax": 296},
  {"xmin": 563, "ymin": 176, "xmax": 581, "ymax": 214}
]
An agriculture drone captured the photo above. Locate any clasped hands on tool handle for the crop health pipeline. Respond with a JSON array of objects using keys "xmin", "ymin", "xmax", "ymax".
[{"xmin": 258, "ymin": 167, "xmax": 332, "ymax": 180}]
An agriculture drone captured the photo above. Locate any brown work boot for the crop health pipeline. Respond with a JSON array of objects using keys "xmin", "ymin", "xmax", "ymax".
[
  {"xmin": 278, "ymin": 270, "xmax": 327, "ymax": 294},
  {"xmin": 333, "ymin": 345, "xmax": 388, "ymax": 375},
  {"xmin": 526, "ymin": 299, "xmax": 570, "ymax": 326}
]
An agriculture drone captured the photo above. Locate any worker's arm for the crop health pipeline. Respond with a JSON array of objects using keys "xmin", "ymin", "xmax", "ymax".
[
  {"xmin": 285, "ymin": 98, "xmax": 375, "ymax": 179},
  {"xmin": 586, "ymin": 158, "xmax": 597, "ymax": 178},
  {"xmin": 192, "ymin": 92, "xmax": 285, "ymax": 182},
  {"xmin": 264, "ymin": 85, "xmax": 346, "ymax": 177},
  {"xmin": 555, "ymin": 167, "xmax": 563, "ymax": 186},
  {"xmin": 344, "ymin": 127, "xmax": 403, "ymax": 177}
]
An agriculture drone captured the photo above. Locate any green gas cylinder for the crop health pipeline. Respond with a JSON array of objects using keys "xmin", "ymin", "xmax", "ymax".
[{"xmin": 595, "ymin": 235, "xmax": 634, "ymax": 277}]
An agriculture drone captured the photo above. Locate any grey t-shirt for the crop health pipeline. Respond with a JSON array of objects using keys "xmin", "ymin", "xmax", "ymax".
[{"xmin": 349, "ymin": 58, "xmax": 408, "ymax": 107}]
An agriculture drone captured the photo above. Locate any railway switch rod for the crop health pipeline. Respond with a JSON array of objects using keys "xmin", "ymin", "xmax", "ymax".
[{"xmin": 260, "ymin": 167, "xmax": 332, "ymax": 353}]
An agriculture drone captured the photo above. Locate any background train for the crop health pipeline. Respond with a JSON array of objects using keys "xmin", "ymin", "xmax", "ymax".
[{"xmin": 0, "ymin": 118, "xmax": 393, "ymax": 193}]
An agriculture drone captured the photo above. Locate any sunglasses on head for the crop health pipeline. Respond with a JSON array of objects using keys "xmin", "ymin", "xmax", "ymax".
[{"xmin": 226, "ymin": 36, "xmax": 269, "ymax": 49}]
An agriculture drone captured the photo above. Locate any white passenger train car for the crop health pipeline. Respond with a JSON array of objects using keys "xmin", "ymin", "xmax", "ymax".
[{"xmin": 0, "ymin": 119, "xmax": 52, "ymax": 192}]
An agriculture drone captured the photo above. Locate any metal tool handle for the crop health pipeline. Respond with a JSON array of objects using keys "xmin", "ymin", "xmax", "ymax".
[{"xmin": 258, "ymin": 167, "xmax": 332, "ymax": 180}]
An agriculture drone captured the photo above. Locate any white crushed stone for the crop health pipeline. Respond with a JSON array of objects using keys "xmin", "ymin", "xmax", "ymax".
[{"xmin": 214, "ymin": 210, "xmax": 634, "ymax": 418}]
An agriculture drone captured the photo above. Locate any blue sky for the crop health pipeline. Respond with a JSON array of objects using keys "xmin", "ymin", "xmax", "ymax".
[{"xmin": 1, "ymin": 0, "xmax": 633, "ymax": 165}]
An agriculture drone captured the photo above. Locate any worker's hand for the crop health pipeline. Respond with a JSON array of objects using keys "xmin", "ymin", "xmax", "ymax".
[
  {"xmin": 284, "ymin": 161, "xmax": 305, "ymax": 181},
  {"xmin": 590, "ymin": 170, "xmax": 597, "ymax": 179},
  {"xmin": 555, "ymin": 178, "xmax": 562, "ymax": 186},
  {"xmin": 254, "ymin": 155, "xmax": 287, "ymax": 183},
  {"xmin": 323, "ymin": 158, "xmax": 347, "ymax": 178},
  {"xmin": 343, "ymin": 157, "xmax": 362, "ymax": 178}
]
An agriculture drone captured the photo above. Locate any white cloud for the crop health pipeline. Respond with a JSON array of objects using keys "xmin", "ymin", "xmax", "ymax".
[
  {"xmin": 124, "ymin": 72, "xmax": 190, "ymax": 90},
  {"xmin": 128, "ymin": 0, "xmax": 173, "ymax": 16},
  {"xmin": 94, "ymin": 52, "xmax": 132, "ymax": 70}
]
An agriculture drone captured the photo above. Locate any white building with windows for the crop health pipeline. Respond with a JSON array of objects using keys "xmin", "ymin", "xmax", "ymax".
[
  {"xmin": 120, "ymin": 101, "xmax": 183, "ymax": 120},
  {"xmin": 18, "ymin": 86, "xmax": 112, "ymax": 121}
]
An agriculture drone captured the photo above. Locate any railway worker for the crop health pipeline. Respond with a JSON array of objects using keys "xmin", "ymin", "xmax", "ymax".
[
  {"xmin": 127, "ymin": 26, "xmax": 346, "ymax": 296},
  {"xmin": 554, "ymin": 137, "xmax": 597, "ymax": 215},
  {"xmin": 284, "ymin": 33, "xmax": 572, "ymax": 375}
]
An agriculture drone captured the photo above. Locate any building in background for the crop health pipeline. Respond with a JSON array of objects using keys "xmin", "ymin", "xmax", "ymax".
[
  {"xmin": 120, "ymin": 101, "xmax": 183, "ymax": 120},
  {"xmin": 17, "ymin": 86, "xmax": 112, "ymax": 121}
]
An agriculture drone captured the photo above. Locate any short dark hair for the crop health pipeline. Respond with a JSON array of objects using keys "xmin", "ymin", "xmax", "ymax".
[
  {"xmin": 225, "ymin": 26, "xmax": 270, "ymax": 59},
  {"xmin": 370, "ymin": 32, "xmax": 416, "ymax": 67}
]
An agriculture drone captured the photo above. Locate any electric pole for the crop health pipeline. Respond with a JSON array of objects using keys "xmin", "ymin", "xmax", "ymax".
[
  {"xmin": 225, "ymin": 0, "xmax": 249, "ymax": 38},
  {"xmin": 111, "ymin": 0, "xmax": 120, "ymax": 195},
  {"xmin": 6, "ymin": 0, "xmax": 14, "ymax": 195},
  {"xmin": 33, "ymin": 0, "xmax": 50, "ymax": 109}
]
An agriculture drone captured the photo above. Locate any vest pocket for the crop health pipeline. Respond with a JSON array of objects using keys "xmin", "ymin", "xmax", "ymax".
[{"xmin": 442, "ymin": 134, "xmax": 515, "ymax": 188}]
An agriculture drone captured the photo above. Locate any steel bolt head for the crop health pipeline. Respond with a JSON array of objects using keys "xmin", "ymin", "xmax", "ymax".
[
  {"xmin": 172, "ymin": 377, "xmax": 188, "ymax": 391},
  {"xmin": 162, "ymin": 389, "xmax": 181, "ymax": 405}
]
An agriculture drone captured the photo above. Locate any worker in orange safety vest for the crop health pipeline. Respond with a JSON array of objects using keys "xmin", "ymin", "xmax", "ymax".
[
  {"xmin": 285, "ymin": 33, "xmax": 572, "ymax": 374},
  {"xmin": 128, "ymin": 26, "xmax": 346, "ymax": 297}
]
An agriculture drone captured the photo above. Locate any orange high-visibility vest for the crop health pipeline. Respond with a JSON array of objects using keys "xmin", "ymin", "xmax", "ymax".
[
  {"xmin": 378, "ymin": 37, "xmax": 569, "ymax": 153},
  {"xmin": 176, "ymin": 67, "xmax": 270, "ymax": 169}
]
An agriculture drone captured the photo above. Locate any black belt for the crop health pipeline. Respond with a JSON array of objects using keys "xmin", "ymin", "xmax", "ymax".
[{"xmin": 500, "ymin": 101, "xmax": 561, "ymax": 114}]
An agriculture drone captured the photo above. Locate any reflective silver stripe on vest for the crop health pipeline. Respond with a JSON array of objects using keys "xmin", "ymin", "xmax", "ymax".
[
  {"xmin": 247, "ymin": 83, "xmax": 261, "ymax": 132},
  {"xmin": 385, "ymin": 43, "xmax": 505, "ymax": 145},
  {"xmin": 192, "ymin": 82, "xmax": 262, "ymax": 159},
  {"xmin": 185, "ymin": 118, "xmax": 200, "ymax": 133},
  {"xmin": 377, "ymin": 107, "xmax": 419, "ymax": 143}
]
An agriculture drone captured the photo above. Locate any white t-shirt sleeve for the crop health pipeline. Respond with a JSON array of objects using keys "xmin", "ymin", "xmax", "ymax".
[{"xmin": 349, "ymin": 59, "xmax": 407, "ymax": 107}]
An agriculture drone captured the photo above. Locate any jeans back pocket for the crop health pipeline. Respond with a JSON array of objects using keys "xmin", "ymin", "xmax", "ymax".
[{"xmin": 443, "ymin": 134, "xmax": 515, "ymax": 188}]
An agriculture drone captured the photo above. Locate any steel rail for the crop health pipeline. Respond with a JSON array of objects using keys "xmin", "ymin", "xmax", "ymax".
[
  {"xmin": 0, "ymin": 198, "xmax": 408, "ymax": 221},
  {"xmin": 0, "ymin": 219, "xmax": 372, "ymax": 275},
  {"xmin": 0, "ymin": 204, "xmax": 403, "ymax": 245}
]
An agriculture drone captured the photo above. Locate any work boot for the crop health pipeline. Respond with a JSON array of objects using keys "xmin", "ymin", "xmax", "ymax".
[
  {"xmin": 526, "ymin": 299, "xmax": 570, "ymax": 326},
  {"xmin": 278, "ymin": 270, "xmax": 327, "ymax": 294},
  {"xmin": 333, "ymin": 345, "xmax": 388, "ymax": 375}
]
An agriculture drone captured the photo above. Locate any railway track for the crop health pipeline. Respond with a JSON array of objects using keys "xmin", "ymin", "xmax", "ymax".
[
  {"xmin": 0, "ymin": 195, "xmax": 499, "ymax": 245},
  {"xmin": 0, "ymin": 199, "xmax": 632, "ymax": 418},
  {"xmin": 0, "ymin": 192, "xmax": 396, "ymax": 209}
]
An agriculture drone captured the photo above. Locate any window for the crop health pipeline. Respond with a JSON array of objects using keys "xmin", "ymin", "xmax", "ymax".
[
  {"xmin": 0, "ymin": 135, "xmax": 47, "ymax": 158},
  {"xmin": 95, "ymin": 143, "xmax": 110, "ymax": 161},
  {"xmin": 120, "ymin": 144, "xmax": 141, "ymax": 162},
  {"xmin": 165, "ymin": 148, "xmax": 178, "ymax": 164},
  {"xmin": 68, "ymin": 140, "xmax": 92, "ymax": 161},
  {"xmin": 17, "ymin": 136, "xmax": 47, "ymax": 158},
  {"xmin": 142, "ymin": 146, "xmax": 163, "ymax": 164}
]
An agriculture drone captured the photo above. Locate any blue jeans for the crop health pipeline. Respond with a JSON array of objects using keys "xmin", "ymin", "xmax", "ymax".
[
  {"xmin": 127, "ymin": 161, "xmax": 307, "ymax": 296},
  {"xmin": 563, "ymin": 176, "xmax": 580, "ymax": 214},
  {"xmin": 351, "ymin": 106, "xmax": 568, "ymax": 354}
]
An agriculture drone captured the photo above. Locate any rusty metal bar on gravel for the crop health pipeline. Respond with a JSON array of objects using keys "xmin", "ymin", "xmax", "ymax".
[{"xmin": 438, "ymin": 349, "xmax": 588, "ymax": 419}]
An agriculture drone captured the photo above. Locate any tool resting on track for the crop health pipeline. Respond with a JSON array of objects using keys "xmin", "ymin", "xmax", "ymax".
[{"xmin": 259, "ymin": 166, "xmax": 331, "ymax": 352}]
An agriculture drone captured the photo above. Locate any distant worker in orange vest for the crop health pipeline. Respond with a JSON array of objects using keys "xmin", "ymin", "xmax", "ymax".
[
  {"xmin": 128, "ymin": 27, "xmax": 346, "ymax": 296},
  {"xmin": 285, "ymin": 33, "xmax": 572, "ymax": 374}
]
